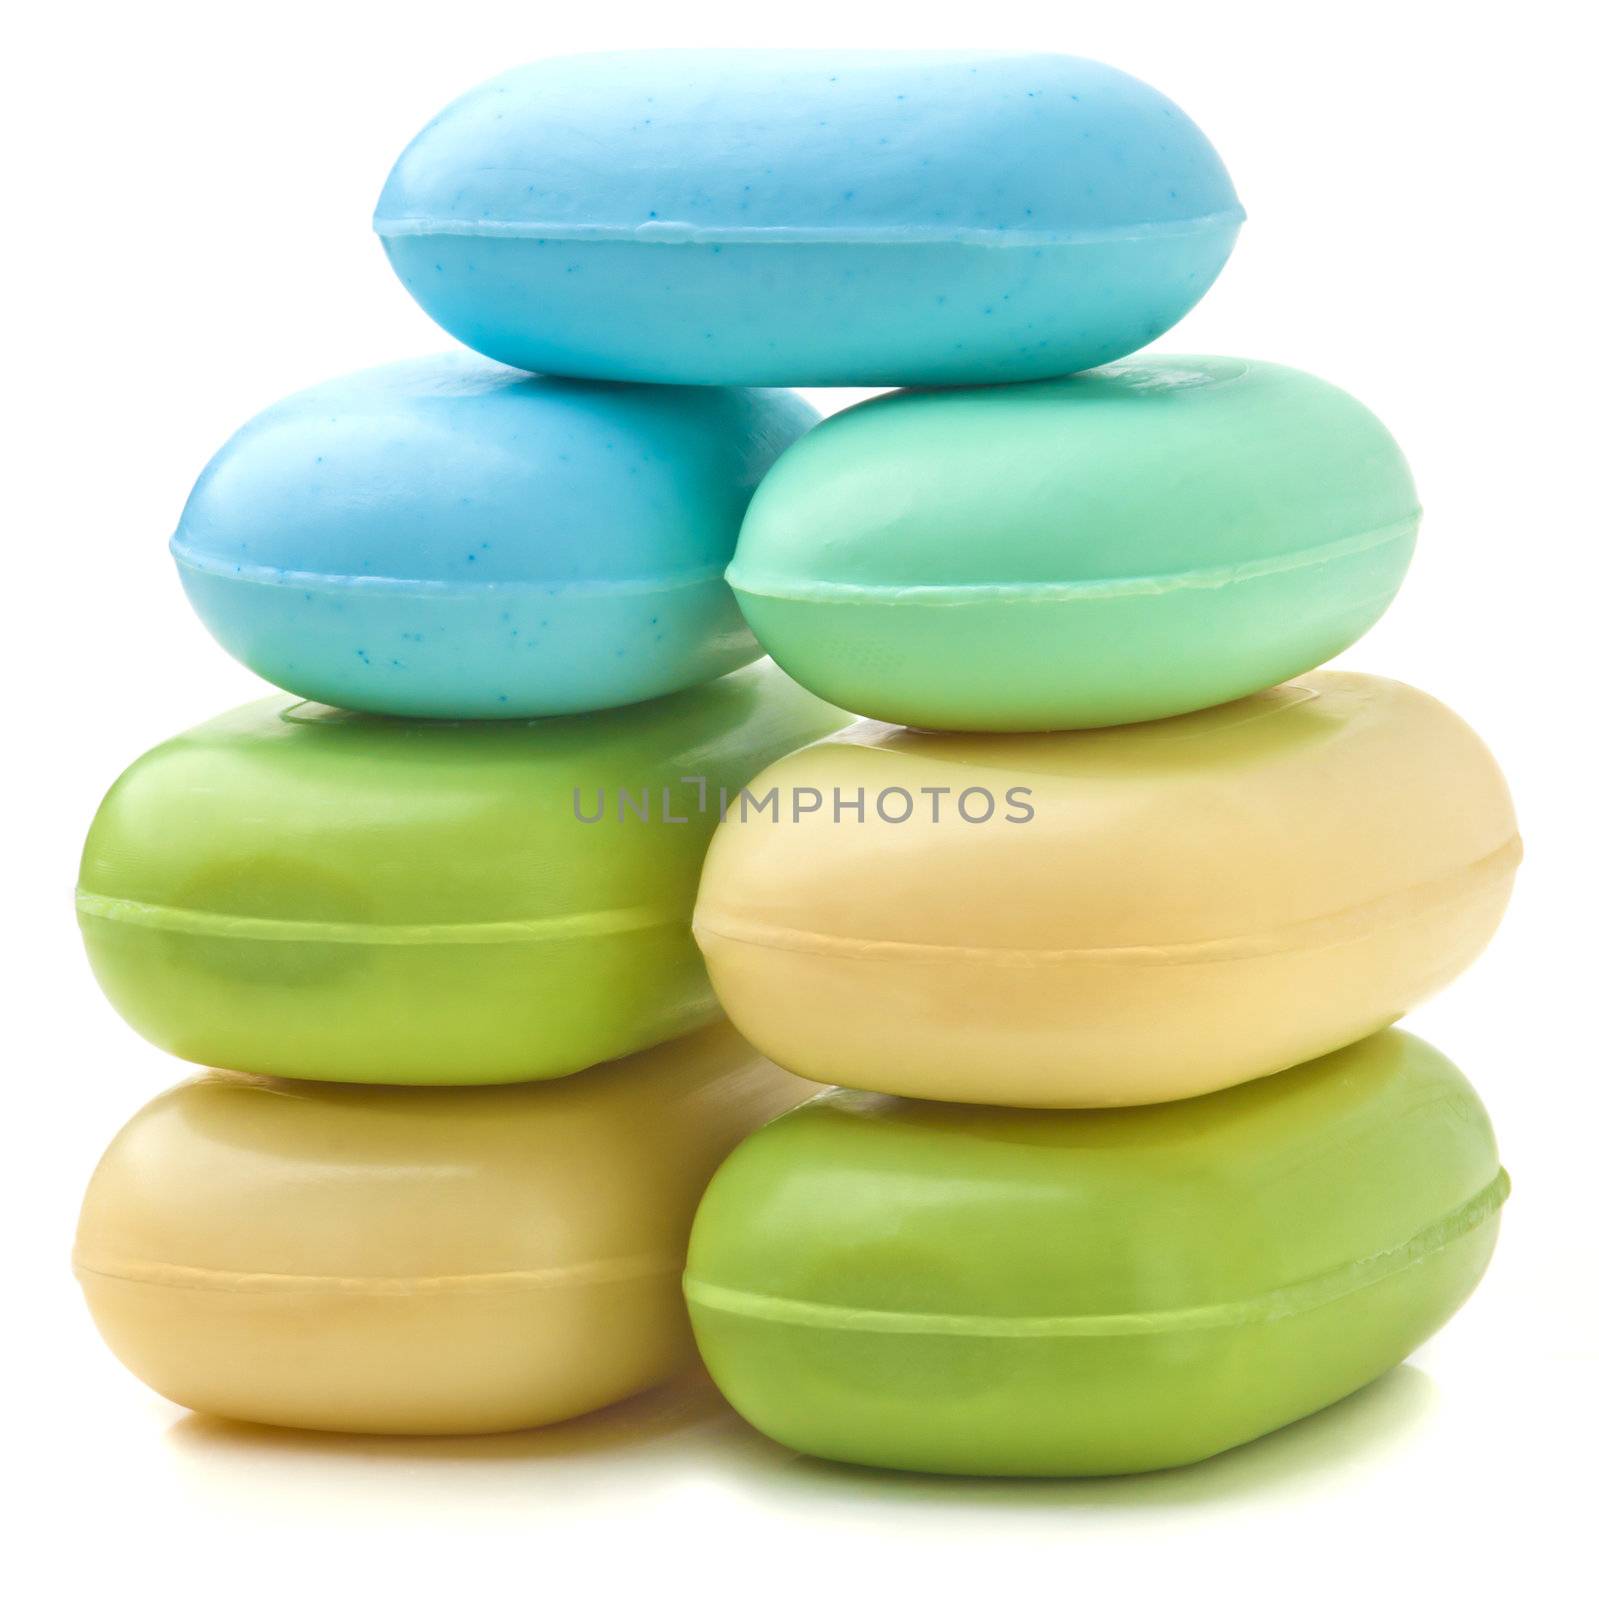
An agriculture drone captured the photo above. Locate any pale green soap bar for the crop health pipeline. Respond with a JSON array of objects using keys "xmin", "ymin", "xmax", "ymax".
[
  {"xmin": 686, "ymin": 1028, "xmax": 1506, "ymax": 1477},
  {"xmin": 730, "ymin": 356, "xmax": 1420, "ymax": 730},
  {"xmin": 75, "ymin": 662, "xmax": 847, "ymax": 1086}
]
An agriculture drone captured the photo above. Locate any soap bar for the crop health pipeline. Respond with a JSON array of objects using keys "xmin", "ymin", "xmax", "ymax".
[
  {"xmin": 731, "ymin": 357, "xmax": 1419, "ymax": 730},
  {"xmin": 171, "ymin": 355, "xmax": 816, "ymax": 719},
  {"xmin": 694, "ymin": 673, "xmax": 1518, "ymax": 1106},
  {"xmin": 75, "ymin": 1023, "xmax": 812, "ymax": 1435},
  {"xmin": 374, "ymin": 51, "xmax": 1242, "ymax": 386},
  {"xmin": 78, "ymin": 662, "xmax": 848, "ymax": 1084},
  {"xmin": 686, "ymin": 1028, "xmax": 1506, "ymax": 1476}
]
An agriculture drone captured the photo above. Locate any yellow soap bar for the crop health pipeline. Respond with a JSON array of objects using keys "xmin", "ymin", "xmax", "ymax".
[
  {"xmin": 73, "ymin": 1023, "xmax": 811, "ymax": 1434},
  {"xmin": 695, "ymin": 673, "xmax": 1520, "ymax": 1107}
]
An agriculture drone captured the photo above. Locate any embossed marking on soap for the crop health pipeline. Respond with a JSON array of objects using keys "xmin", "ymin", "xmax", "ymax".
[{"xmin": 574, "ymin": 781, "xmax": 1035, "ymax": 825}]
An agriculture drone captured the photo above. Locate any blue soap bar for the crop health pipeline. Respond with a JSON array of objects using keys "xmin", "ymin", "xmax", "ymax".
[
  {"xmin": 374, "ymin": 51, "xmax": 1244, "ymax": 387},
  {"xmin": 171, "ymin": 356, "xmax": 817, "ymax": 718}
]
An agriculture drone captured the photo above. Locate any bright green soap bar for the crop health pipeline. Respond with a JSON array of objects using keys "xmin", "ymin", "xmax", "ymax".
[
  {"xmin": 686, "ymin": 1029, "xmax": 1506, "ymax": 1476},
  {"xmin": 76, "ymin": 663, "xmax": 847, "ymax": 1085},
  {"xmin": 730, "ymin": 356, "xmax": 1420, "ymax": 730}
]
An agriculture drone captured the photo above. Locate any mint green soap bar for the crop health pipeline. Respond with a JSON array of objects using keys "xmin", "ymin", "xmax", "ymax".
[
  {"xmin": 686, "ymin": 1029, "xmax": 1506, "ymax": 1477},
  {"xmin": 730, "ymin": 357, "xmax": 1420, "ymax": 731}
]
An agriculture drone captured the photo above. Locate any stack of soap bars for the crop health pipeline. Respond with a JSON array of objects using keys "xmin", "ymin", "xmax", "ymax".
[{"xmin": 74, "ymin": 51, "xmax": 1519, "ymax": 1474}]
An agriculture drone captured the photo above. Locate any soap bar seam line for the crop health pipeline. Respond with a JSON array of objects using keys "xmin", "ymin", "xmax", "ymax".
[
  {"xmin": 371, "ymin": 209, "xmax": 1247, "ymax": 247},
  {"xmin": 71, "ymin": 1250, "xmax": 685, "ymax": 1296},
  {"xmin": 727, "ymin": 517, "xmax": 1420, "ymax": 607},
  {"xmin": 692, "ymin": 836, "xmax": 1522, "ymax": 968},
  {"xmin": 73, "ymin": 891, "xmax": 681, "ymax": 945},
  {"xmin": 681, "ymin": 1168, "xmax": 1509, "ymax": 1337},
  {"xmin": 171, "ymin": 542, "xmax": 732, "ymax": 598}
]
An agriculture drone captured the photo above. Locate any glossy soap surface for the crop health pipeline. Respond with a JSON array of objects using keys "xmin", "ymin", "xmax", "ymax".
[
  {"xmin": 76, "ymin": 1023, "xmax": 812, "ymax": 1435},
  {"xmin": 731, "ymin": 357, "xmax": 1419, "ymax": 730},
  {"xmin": 694, "ymin": 673, "xmax": 1519, "ymax": 1106},
  {"xmin": 78, "ymin": 662, "xmax": 848, "ymax": 1084},
  {"xmin": 375, "ymin": 51, "xmax": 1242, "ymax": 386},
  {"xmin": 173, "ymin": 355, "xmax": 816, "ymax": 718},
  {"xmin": 686, "ymin": 1029, "xmax": 1507, "ymax": 1476}
]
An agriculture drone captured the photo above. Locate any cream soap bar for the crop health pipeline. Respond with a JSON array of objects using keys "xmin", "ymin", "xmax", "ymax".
[
  {"xmin": 694, "ymin": 673, "xmax": 1519, "ymax": 1106},
  {"xmin": 76, "ymin": 1023, "xmax": 813, "ymax": 1434}
]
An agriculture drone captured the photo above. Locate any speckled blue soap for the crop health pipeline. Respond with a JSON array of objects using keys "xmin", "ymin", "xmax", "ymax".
[
  {"xmin": 374, "ymin": 50, "xmax": 1244, "ymax": 387},
  {"xmin": 171, "ymin": 355, "xmax": 817, "ymax": 718}
]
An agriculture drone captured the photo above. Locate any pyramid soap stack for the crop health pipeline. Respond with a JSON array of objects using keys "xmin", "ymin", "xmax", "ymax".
[{"xmin": 74, "ymin": 51, "xmax": 1518, "ymax": 1470}]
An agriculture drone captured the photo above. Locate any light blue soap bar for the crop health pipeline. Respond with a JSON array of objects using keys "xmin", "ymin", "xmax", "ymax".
[
  {"xmin": 374, "ymin": 51, "xmax": 1244, "ymax": 387},
  {"xmin": 171, "ymin": 356, "xmax": 817, "ymax": 718}
]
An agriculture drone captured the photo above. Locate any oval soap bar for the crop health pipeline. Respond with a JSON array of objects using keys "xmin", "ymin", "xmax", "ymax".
[
  {"xmin": 730, "ymin": 357, "xmax": 1419, "ymax": 730},
  {"xmin": 78, "ymin": 662, "xmax": 848, "ymax": 1085},
  {"xmin": 374, "ymin": 51, "xmax": 1242, "ymax": 386},
  {"xmin": 694, "ymin": 673, "xmax": 1519, "ymax": 1106},
  {"xmin": 172, "ymin": 355, "xmax": 817, "ymax": 718},
  {"xmin": 686, "ymin": 1028, "xmax": 1507, "ymax": 1476},
  {"xmin": 76, "ymin": 1023, "xmax": 812, "ymax": 1434}
]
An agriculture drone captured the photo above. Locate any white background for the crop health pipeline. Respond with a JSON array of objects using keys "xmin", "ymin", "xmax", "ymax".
[{"xmin": 4, "ymin": 2, "xmax": 1594, "ymax": 1593}]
